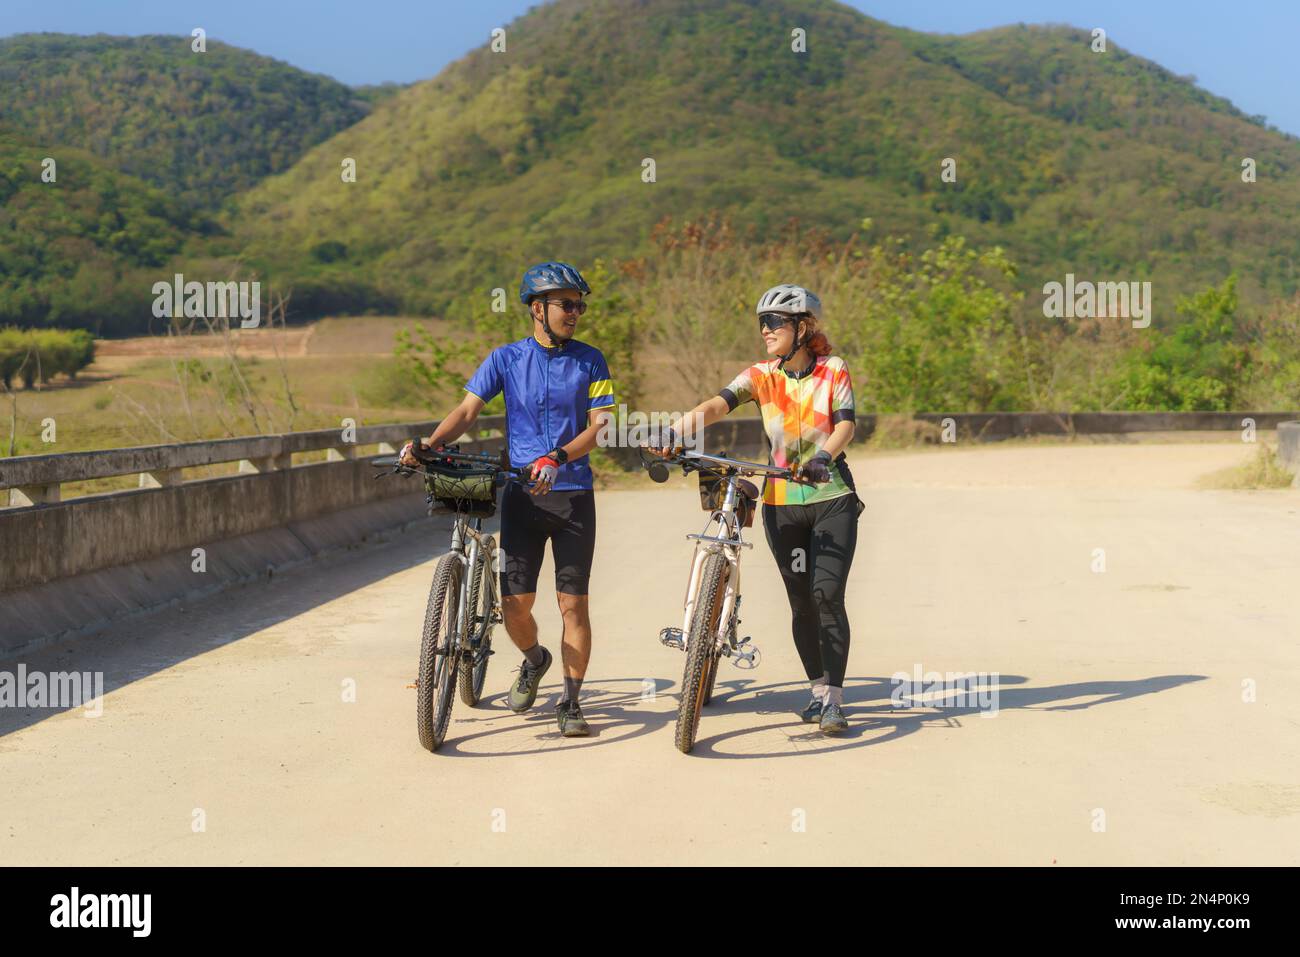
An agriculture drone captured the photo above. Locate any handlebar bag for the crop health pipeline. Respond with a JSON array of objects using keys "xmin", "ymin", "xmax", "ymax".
[{"xmin": 424, "ymin": 468, "xmax": 498, "ymax": 516}]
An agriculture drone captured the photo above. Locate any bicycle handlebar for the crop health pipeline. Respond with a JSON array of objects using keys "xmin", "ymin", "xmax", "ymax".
[
  {"xmin": 637, "ymin": 446, "xmax": 795, "ymax": 482},
  {"xmin": 371, "ymin": 445, "xmax": 532, "ymax": 483},
  {"xmin": 682, "ymin": 450, "xmax": 793, "ymax": 477},
  {"xmin": 414, "ymin": 446, "xmax": 511, "ymax": 469}
]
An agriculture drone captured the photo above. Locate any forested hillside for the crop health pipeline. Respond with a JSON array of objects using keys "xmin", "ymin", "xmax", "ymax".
[{"xmin": 0, "ymin": 33, "xmax": 370, "ymax": 205}]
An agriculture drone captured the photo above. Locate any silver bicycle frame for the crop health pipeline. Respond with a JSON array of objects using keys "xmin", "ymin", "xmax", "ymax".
[
  {"xmin": 450, "ymin": 515, "xmax": 494, "ymax": 646},
  {"xmin": 670, "ymin": 451, "xmax": 788, "ymax": 657}
]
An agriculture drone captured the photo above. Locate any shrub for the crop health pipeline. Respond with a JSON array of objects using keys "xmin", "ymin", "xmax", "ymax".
[
  {"xmin": 1111, "ymin": 276, "xmax": 1249, "ymax": 411},
  {"xmin": 0, "ymin": 326, "xmax": 97, "ymax": 389}
]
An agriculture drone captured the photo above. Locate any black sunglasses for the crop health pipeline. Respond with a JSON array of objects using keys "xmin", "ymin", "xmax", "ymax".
[
  {"xmin": 542, "ymin": 298, "xmax": 588, "ymax": 315},
  {"xmin": 758, "ymin": 312, "xmax": 802, "ymax": 332}
]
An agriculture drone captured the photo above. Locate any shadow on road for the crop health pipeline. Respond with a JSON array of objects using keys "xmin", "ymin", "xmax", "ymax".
[
  {"xmin": 431, "ymin": 677, "xmax": 677, "ymax": 756},
  {"xmin": 424, "ymin": 671, "xmax": 1206, "ymax": 759},
  {"xmin": 689, "ymin": 672, "xmax": 1206, "ymax": 759},
  {"xmin": 0, "ymin": 528, "xmax": 453, "ymax": 739}
]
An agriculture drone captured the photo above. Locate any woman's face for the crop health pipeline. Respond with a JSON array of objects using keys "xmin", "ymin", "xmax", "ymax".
[{"xmin": 761, "ymin": 316, "xmax": 804, "ymax": 356}]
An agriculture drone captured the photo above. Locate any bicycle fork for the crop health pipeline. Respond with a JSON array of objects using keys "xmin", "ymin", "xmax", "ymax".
[{"xmin": 658, "ymin": 544, "xmax": 759, "ymax": 669}]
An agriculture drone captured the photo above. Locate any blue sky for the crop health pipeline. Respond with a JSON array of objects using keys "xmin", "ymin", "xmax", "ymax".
[{"xmin": 3, "ymin": 0, "xmax": 1296, "ymax": 136}]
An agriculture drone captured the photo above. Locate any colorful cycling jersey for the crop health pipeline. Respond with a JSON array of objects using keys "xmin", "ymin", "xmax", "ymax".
[
  {"xmin": 720, "ymin": 354, "xmax": 856, "ymax": 506},
  {"xmin": 465, "ymin": 336, "xmax": 615, "ymax": 491}
]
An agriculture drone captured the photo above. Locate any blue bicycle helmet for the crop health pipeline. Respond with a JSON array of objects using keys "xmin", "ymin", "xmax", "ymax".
[{"xmin": 519, "ymin": 262, "xmax": 591, "ymax": 305}]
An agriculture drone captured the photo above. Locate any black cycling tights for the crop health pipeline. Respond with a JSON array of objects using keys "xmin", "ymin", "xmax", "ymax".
[{"xmin": 762, "ymin": 494, "xmax": 862, "ymax": 687}]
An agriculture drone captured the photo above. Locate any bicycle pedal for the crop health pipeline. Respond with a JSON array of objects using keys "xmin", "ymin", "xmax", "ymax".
[
  {"xmin": 731, "ymin": 640, "xmax": 760, "ymax": 669},
  {"xmin": 659, "ymin": 627, "xmax": 685, "ymax": 651}
]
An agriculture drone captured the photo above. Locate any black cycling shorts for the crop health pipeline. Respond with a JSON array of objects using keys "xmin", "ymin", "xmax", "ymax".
[{"xmin": 499, "ymin": 483, "xmax": 597, "ymax": 597}]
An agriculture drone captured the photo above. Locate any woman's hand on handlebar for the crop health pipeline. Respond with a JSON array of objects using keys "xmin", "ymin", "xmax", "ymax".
[
  {"xmin": 793, "ymin": 451, "xmax": 832, "ymax": 484},
  {"xmin": 646, "ymin": 426, "xmax": 683, "ymax": 459}
]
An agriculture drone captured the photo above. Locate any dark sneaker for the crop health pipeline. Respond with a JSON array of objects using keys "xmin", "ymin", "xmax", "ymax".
[
  {"xmin": 556, "ymin": 699, "xmax": 590, "ymax": 737},
  {"xmin": 819, "ymin": 703, "xmax": 848, "ymax": 734},
  {"xmin": 508, "ymin": 646, "xmax": 552, "ymax": 713},
  {"xmin": 799, "ymin": 697, "xmax": 824, "ymax": 723}
]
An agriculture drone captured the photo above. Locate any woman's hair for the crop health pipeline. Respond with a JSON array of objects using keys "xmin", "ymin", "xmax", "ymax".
[{"xmin": 799, "ymin": 315, "xmax": 833, "ymax": 356}]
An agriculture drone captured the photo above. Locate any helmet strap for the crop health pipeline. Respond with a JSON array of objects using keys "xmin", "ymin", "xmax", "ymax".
[
  {"xmin": 533, "ymin": 299, "xmax": 562, "ymax": 349},
  {"xmin": 776, "ymin": 318, "xmax": 806, "ymax": 371}
]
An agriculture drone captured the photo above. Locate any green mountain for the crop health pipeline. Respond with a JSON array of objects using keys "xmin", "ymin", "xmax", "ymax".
[
  {"xmin": 0, "ymin": 129, "xmax": 214, "ymax": 334},
  {"xmin": 0, "ymin": 33, "xmax": 370, "ymax": 206},
  {"xmin": 228, "ymin": 0, "xmax": 1300, "ymax": 320}
]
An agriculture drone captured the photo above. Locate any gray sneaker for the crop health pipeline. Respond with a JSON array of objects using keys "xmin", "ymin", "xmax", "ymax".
[
  {"xmin": 508, "ymin": 646, "xmax": 552, "ymax": 713},
  {"xmin": 556, "ymin": 699, "xmax": 590, "ymax": 737},
  {"xmin": 819, "ymin": 703, "xmax": 849, "ymax": 735},
  {"xmin": 799, "ymin": 697, "xmax": 824, "ymax": 723}
]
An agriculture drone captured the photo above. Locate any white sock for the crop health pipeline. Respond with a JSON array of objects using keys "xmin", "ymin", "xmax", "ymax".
[
  {"xmin": 825, "ymin": 685, "xmax": 844, "ymax": 708},
  {"xmin": 810, "ymin": 675, "xmax": 829, "ymax": 704}
]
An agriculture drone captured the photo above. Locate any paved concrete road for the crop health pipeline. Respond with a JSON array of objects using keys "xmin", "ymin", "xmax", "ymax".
[{"xmin": 3, "ymin": 442, "xmax": 1299, "ymax": 865}]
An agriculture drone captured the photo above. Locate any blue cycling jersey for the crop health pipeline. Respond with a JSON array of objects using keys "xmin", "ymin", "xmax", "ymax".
[{"xmin": 465, "ymin": 336, "xmax": 615, "ymax": 491}]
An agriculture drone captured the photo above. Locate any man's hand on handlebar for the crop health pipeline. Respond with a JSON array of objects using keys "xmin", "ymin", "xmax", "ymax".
[
  {"xmin": 399, "ymin": 438, "xmax": 449, "ymax": 468},
  {"xmin": 399, "ymin": 439, "xmax": 425, "ymax": 468},
  {"xmin": 528, "ymin": 454, "xmax": 558, "ymax": 495},
  {"xmin": 398, "ymin": 440, "xmax": 418, "ymax": 468}
]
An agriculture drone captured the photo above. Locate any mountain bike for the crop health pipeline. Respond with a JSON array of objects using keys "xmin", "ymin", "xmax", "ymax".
[
  {"xmin": 643, "ymin": 449, "xmax": 794, "ymax": 754},
  {"xmin": 376, "ymin": 445, "xmax": 531, "ymax": 752}
]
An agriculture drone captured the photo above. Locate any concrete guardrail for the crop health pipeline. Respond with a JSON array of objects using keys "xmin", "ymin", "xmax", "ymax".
[
  {"xmin": 0, "ymin": 417, "xmax": 506, "ymax": 656},
  {"xmin": 1278, "ymin": 421, "xmax": 1300, "ymax": 484}
]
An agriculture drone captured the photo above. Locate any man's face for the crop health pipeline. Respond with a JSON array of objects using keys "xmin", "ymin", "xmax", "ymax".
[{"xmin": 533, "ymin": 287, "xmax": 586, "ymax": 341}]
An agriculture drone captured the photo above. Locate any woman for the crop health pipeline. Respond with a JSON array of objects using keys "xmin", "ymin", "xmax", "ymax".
[{"xmin": 660, "ymin": 284, "xmax": 863, "ymax": 735}]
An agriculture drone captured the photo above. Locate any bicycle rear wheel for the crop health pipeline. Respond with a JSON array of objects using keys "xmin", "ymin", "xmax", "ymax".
[
  {"xmin": 458, "ymin": 538, "xmax": 496, "ymax": 706},
  {"xmin": 417, "ymin": 553, "xmax": 464, "ymax": 752},
  {"xmin": 675, "ymin": 551, "xmax": 728, "ymax": 754}
]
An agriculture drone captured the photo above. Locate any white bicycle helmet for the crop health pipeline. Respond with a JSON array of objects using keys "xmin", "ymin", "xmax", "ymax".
[{"xmin": 756, "ymin": 283, "xmax": 821, "ymax": 319}]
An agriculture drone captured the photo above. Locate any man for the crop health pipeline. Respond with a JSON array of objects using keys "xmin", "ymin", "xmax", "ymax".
[{"xmin": 401, "ymin": 262, "xmax": 615, "ymax": 737}]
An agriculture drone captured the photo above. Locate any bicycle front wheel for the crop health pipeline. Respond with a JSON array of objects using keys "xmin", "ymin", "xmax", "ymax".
[
  {"xmin": 675, "ymin": 551, "xmax": 728, "ymax": 754},
  {"xmin": 701, "ymin": 620, "xmax": 728, "ymax": 706},
  {"xmin": 417, "ymin": 553, "xmax": 464, "ymax": 752}
]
